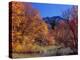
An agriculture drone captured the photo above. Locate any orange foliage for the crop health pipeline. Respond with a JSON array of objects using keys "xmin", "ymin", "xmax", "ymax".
[{"xmin": 10, "ymin": 1, "xmax": 55, "ymax": 53}]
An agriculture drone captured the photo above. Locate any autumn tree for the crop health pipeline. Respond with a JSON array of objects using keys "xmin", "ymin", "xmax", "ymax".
[
  {"xmin": 10, "ymin": 1, "xmax": 55, "ymax": 53},
  {"xmin": 55, "ymin": 6, "xmax": 78, "ymax": 51},
  {"xmin": 69, "ymin": 6, "xmax": 78, "ymax": 49}
]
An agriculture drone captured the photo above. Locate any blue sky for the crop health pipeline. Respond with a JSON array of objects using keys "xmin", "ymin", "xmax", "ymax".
[{"xmin": 32, "ymin": 3, "xmax": 73, "ymax": 17}]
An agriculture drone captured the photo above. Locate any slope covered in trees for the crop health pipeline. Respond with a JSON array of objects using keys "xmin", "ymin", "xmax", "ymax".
[{"xmin": 43, "ymin": 5, "xmax": 78, "ymax": 53}]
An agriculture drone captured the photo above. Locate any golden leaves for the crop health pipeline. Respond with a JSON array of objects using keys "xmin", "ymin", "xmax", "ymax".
[
  {"xmin": 11, "ymin": 2, "xmax": 55, "ymax": 53},
  {"xmin": 12, "ymin": 1, "xmax": 25, "ymax": 15}
]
